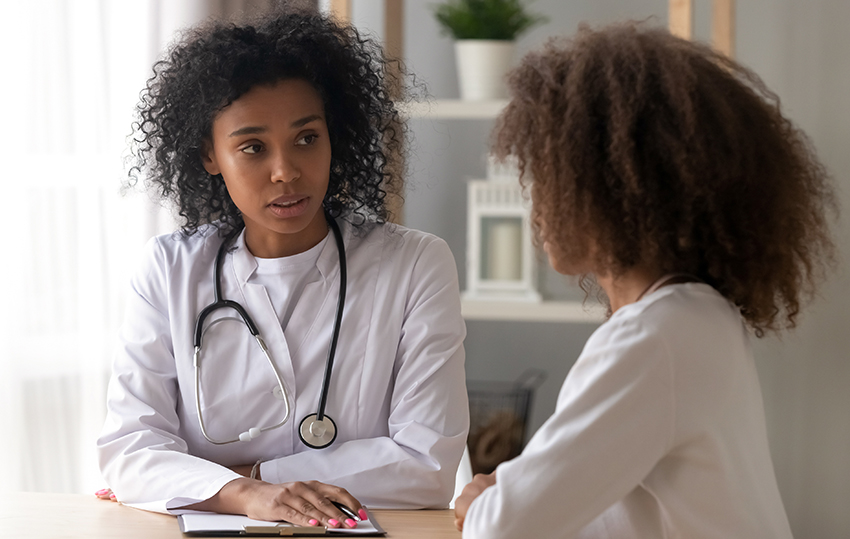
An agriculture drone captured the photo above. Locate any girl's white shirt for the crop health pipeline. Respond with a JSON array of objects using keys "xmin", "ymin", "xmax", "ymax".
[
  {"xmin": 463, "ymin": 283, "xmax": 792, "ymax": 539},
  {"xmin": 97, "ymin": 220, "xmax": 469, "ymax": 514}
]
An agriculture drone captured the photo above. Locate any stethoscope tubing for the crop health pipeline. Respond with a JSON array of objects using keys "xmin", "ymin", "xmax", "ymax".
[
  {"xmin": 193, "ymin": 332, "xmax": 290, "ymax": 445},
  {"xmin": 315, "ymin": 216, "xmax": 346, "ymax": 421},
  {"xmin": 192, "ymin": 213, "xmax": 345, "ymax": 447},
  {"xmin": 193, "ymin": 227, "xmax": 258, "ymax": 347},
  {"xmin": 192, "ymin": 222, "xmax": 292, "ymax": 445}
]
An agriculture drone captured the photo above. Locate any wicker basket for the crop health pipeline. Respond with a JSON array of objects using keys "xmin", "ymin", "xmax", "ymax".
[{"xmin": 466, "ymin": 369, "xmax": 546, "ymax": 475}]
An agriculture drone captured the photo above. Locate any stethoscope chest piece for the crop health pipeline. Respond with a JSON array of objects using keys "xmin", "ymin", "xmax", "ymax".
[{"xmin": 299, "ymin": 413, "xmax": 337, "ymax": 449}]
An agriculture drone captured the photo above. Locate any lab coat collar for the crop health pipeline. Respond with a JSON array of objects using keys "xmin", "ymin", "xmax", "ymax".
[
  {"xmin": 227, "ymin": 222, "xmax": 347, "ymax": 286},
  {"xmin": 315, "ymin": 218, "xmax": 348, "ymax": 282},
  {"xmin": 230, "ymin": 230, "xmax": 258, "ymax": 285}
]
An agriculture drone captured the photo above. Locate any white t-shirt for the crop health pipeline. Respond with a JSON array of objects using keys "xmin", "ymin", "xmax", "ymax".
[
  {"xmin": 463, "ymin": 283, "xmax": 792, "ymax": 538},
  {"xmin": 252, "ymin": 232, "xmax": 328, "ymax": 333}
]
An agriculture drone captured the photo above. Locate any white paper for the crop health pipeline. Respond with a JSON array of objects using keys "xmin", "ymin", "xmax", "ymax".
[{"xmin": 179, "ymin": 512, "xmax": 384, "ymax": 535}]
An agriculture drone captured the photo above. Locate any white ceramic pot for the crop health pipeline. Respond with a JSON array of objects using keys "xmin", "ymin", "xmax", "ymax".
[{"xmin": 454, "ymin": 40, "xmax": 515, "ymax": 101}]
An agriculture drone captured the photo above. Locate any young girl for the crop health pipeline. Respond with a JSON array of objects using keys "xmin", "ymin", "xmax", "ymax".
[
  {"xmin": 455, "ymin": 23, "xmax": 835, "ymax": 538},
  {"xmin": 96, "ymin": 8, "xmax": 468, "ymax": 528}
]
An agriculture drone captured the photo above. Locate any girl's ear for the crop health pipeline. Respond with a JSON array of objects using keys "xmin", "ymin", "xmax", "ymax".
[{"xmin": 201, "ymin": 140, "xmax": 221, "ymax": 176}]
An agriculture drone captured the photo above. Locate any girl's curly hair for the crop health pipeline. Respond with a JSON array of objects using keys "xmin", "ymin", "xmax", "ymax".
[
  {"xmin": 493, "ymin": 23, "xmax": 837, "ymax": 336},
  {"xmin": 129, "ymin": 7, "xmax": 405, "ymax": 232}
]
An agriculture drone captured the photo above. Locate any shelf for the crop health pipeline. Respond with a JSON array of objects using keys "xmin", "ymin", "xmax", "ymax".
[
  {"xmin": 400, "ymin": 98, "xmax": 599, "ymax": 324},
  {"xmin": 461, "ymin": 299, "xmax": 606, "ymax": 323},
  {"xmin": 400, "ymin": 99, "xmax": 509, "ymax": 119}
]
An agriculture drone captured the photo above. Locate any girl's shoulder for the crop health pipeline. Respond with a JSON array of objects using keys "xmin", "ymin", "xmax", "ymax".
[
  {"xmin": 617, "ymin": 283, "xmax": 738, "ymax": 332},
  {"xmin": 586, "ymin": 283, "xmax": 748, "ymax": 370}
]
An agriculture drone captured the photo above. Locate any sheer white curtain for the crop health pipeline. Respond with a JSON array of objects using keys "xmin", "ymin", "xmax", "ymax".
[{"xmin": 0, "ymin": 0, "xmax": 208, "ymax": 494}]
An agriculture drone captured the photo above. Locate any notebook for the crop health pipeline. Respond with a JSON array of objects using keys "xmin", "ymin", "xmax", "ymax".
[{"xmin": 178, "ymin": 511, "xmax": 386, "ymax": 536}]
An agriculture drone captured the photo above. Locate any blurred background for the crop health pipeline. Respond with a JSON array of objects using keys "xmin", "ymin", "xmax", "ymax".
[{"xmin": 0, "ymin": 1, "xmax": 847, "ymax": 537}]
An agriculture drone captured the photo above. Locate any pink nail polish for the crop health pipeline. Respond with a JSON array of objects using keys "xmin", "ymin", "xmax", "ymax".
[
  {"xmin": 345, "ymin": 519, "xmax": 357, "ymax": 528},
  {"xmin": 95, "ymin": 489, "xmax": 108, "ymax": 496},
  {"xmin": 328, "ymin": 519, "xmax": 339, "ymax": 527},
  {"xmin": 308, "ymin": 519, "xmax": 319, "ymax": 526},
  {"xmin": 109, "ymin": 494, "xmax": 116, "ymax": 499},
  {"xmin": 358, "ymin": 509, "xmax": 368, "ymax": 520}
]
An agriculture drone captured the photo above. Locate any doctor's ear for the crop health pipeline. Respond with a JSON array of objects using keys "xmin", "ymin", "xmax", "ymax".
[{"xmin": 201, "ymin": 140, "xmax": 221, "ymax": 176}]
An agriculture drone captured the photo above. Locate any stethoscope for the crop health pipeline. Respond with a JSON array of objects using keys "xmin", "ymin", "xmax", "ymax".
[{"xmin": 193, "ymin": 213, "xmax": 346, "ymax": 449}]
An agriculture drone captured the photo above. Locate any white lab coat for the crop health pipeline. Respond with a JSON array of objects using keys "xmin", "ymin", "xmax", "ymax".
[
  {"xmin": 97, "ymin": 219, "xmax": 469, "ymax": 514},
  {"xmin": 463, "ymin": 283, "xmax": 792, "ymax": 539}
]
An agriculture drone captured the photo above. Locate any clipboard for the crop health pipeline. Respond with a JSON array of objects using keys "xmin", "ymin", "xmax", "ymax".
[{"xmin": 178, "ymin": 511, "xmax": 386, "ymax": 536}]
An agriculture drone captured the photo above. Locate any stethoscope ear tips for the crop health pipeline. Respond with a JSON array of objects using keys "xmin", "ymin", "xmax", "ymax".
[{"xmin": 238, "ymin": 427, "xmax": 262, "ymax": 442}]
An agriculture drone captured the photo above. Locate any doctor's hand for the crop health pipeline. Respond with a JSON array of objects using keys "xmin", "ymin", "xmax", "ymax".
[
  {"xmin": 185, "ymin": 478, "xmax": 365, "ymax": 529},
  {"xmin": 94, "ymin": 488, "xmax": 117, "ymax": 502},
  {"xmin": 454, "ymin": 471, "xmax": 497, "ymax": 531}
]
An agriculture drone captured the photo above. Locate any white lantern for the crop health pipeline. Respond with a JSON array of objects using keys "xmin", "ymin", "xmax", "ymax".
[{"xmin": 464, "ymin": 162, "xmax": 540, "ymax": 302}]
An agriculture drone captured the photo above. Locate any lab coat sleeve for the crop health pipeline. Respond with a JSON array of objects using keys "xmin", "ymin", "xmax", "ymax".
[
  {"xmin": 461, "ymin": 315, "xmax": 675, "ymax": 538},
  {"xmin": 260, "ymin": 235, "xmax": 469, "ymax": 508},
  {"xmin": 97, "ymin": 237, "xmax": 242, "ymax": 514}
]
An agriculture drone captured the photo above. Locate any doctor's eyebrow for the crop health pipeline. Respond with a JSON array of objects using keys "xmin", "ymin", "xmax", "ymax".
[
  {"xmin": 290, "ymin": 114, "xmax": 323, "ymax": 128},
  {"xmin": 227, "ymin": 115, "xmax": 324, "ymax": 138},
  {"xmin": 228, "ymin": 126, "xmax": 267, "ymax": 137}
]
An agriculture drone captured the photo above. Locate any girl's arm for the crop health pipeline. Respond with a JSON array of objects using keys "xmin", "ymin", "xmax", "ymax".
[{"xmin": 460, "ymin": 316, "xmax": 675, "ymax": 537}]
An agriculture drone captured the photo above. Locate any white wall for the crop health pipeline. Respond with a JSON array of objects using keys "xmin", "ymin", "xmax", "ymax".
[
  {"xmin": 373, "ymin": 1, "xmax": 849, "ymax": 537},
  {"xmin": 737, "ymin": 2, "xmax": 850, "ymax": 536}
]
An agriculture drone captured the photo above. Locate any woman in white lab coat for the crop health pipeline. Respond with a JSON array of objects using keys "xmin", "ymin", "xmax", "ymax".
[
  {"xmin": 96, "ymin": 9, "xmax": 468, "ymax": 529},
  {"xmin": 454, "ymin": 24, "xmax": 836, "ymax": 538}
]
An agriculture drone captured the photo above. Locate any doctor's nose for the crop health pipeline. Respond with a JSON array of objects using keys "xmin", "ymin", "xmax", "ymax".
[{"xmin": 270, "ymin": 152, "xmax": 300, "ymax": 183}]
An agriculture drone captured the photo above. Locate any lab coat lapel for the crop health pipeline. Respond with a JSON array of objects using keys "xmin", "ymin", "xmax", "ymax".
[
  {"xmin": 229, "ymin": 232, "xmax": 298, "ymax": 401},
  {"xmin": 286, "ymin": 230, "xmax": 341, "ymax": 360}
]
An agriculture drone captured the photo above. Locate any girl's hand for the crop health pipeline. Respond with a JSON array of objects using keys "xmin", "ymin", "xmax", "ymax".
[
  {"xmin": 94, "ymin": 488, "xmax": 117, "ymax": 502},
  {"xmin": 186, "ymin": 478, "xmax": 365, "ymax": 529},
  {"xmin": 230, "ymin": 464, "xmax": 254, "ymax": 478},
  {"xmin": 454, "ymin": 472, "xmax": 497, "ymax": 531}
]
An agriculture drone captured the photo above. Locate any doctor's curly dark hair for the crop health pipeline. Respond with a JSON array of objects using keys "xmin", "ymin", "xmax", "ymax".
[
  {"xmin": 494, "ymin": 23, "xmax": 836, "ymax": 336},
  {"xmin": 128, "ymin": 7, "xmax": 405, "ymax": 232}
]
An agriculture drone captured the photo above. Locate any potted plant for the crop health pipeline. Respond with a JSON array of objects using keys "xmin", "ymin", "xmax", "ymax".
[{"xmin": 433, "ymin": 0, "xmax": 547, "ymax": 100}]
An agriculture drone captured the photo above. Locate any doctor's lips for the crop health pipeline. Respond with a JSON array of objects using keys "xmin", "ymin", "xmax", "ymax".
[{"xmin": 268, "ymin": 195, "xmax": 309, "ymax": 217}]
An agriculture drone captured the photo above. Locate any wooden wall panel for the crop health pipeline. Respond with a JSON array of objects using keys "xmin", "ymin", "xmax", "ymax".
[
  {"xmin": 712, "ymin": 0, "xmax": 735, "ymax": 57},
  {"xmin": 329, "ymin": 0, "xmax": 350, "ymax": 21},
  {"xmin": 669, "ymin": 0, "xmax": 693, "ymax": 40}
]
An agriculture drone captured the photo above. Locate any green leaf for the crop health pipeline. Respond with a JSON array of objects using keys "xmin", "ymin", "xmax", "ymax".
[{"xmin": 432, "ymin": 0, "xmax": 548, "ymax": 40}]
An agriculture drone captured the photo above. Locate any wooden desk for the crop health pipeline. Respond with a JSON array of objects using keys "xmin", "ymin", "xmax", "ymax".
[{"xmin": 1, "ymin": 492, "xmax": 462, "ymax": 539}]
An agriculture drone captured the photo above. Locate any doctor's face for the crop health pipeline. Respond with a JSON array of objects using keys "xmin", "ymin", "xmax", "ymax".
[{"xmin": 203, "ymin": 78, "xmax": 332, "ymax": 258}]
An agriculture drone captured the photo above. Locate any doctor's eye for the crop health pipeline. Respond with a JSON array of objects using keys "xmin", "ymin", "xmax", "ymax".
[
  {"xmin": 295, "ymin": 134, "xmax": 318, "ymax": 146},
  {"xmin": 241, "ymin": 144, "xmax": 264, "ymax": 154}
]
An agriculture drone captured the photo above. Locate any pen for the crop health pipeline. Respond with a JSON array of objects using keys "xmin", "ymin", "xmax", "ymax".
[{"xmin": 332, "ymin": 501, "xmax": 361, "ymax": 522}]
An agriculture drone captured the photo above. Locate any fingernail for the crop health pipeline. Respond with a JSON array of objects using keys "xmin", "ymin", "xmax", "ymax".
[
  {"xmin": 328, "ymin": 519, "xmax": 340, "ymax": 527},
  {"xmin": 345, "ymin": 519, "xmax": 357, "ymax": 528},
  {"xmin": 308, "ymin": 519, "xmax": 318, "ymax": 526},
  {"xmin": 109, "ymin": 494, "xmax": 116, "ymax": 499},
  {"xmin": 95, "ymin": 489, "xmax": 109, "ymax": 496},
  {"xmin": 358, "ymin": 509, "xmax": 368, "ymax": 520}
]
